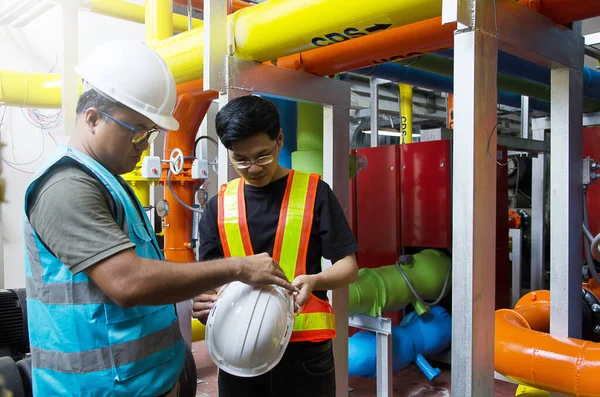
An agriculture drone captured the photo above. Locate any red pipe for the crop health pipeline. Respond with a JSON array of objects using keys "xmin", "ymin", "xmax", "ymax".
[
  {"xmin": 162, "ymin": 79, "xmax": 218, "ymax": 263},
  {"xmin": 275, "ymin": 17, "xmax": 456, "ymax": 77},
  {"xmin": 495, "ymin": 290, "xmax": 600, "ymax": 396}
]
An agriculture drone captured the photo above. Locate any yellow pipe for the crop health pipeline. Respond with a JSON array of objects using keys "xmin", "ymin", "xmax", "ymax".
[
  {"xmin": 515, "ymin": 385, "xmax": 550, "ymax": 397},
  {"xmin": 399, "ymin": 83, "xmax": 413, "ymax": 144},
  {"xmin": 232, "ymin": 0, "xmax": 443, "ymax": 61},
  {"xmin": 124, "ymin": 0, "xmax": 174, "ymax": 204},
  {"xmin": 0, "ymin": 70, "xmax": 64, "ymax": 108},
  {"xmin": 83, "ymin": 0, "xmax": 202, "ymax": 33},
  {"xmin": 151, "ymin": 26, "xmax": 204, "ymax": 84},
  {"xmin": 145, "ymin": 0, "xmax": 173, "ymax": 44}
]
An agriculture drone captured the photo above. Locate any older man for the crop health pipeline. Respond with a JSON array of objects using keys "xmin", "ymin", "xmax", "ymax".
[{"xmin": 23, "ymin": 40, "xmax": 294, "ymax": 397}]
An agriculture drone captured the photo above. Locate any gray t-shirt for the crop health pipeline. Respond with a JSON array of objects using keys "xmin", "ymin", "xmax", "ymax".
[{"xmin": 27, "ymin": 161, "xmax": 135, "ymax": 275}]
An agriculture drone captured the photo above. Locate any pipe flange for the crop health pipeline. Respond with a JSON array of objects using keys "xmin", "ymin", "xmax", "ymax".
[{"xmin": 582, "ymin": 288, "xmax": 600, "ymax": 340}]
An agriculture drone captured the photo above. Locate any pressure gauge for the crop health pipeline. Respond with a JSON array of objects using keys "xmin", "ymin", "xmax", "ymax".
[{"xmin": 155, "ymin": 200, "xmax": 170, "ymax": 218}]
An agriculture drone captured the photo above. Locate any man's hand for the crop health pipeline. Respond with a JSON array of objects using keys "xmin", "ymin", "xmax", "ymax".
[
  {"xmin": 238, "ymin": 253, "xmax": 298, "ymax": 293},
  {"xmin": 192, "ymin": 289, "xmax": 219, "ymax": 325},
  {"xmin": 291, "ymin": 274, "xmax": 317, "ymax": 307}
]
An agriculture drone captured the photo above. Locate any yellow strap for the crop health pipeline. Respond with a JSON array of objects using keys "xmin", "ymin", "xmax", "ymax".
[
  {"xmin": 278, "ymin": 172, "xmax": 311, "ymax": 281},
  {"xmin": 221, "ymin": 178, "xmax": 247, "ymax": 257},
  {"xmin": 293, "ymin": 312, "xmax": 336, "ymax": 332}
]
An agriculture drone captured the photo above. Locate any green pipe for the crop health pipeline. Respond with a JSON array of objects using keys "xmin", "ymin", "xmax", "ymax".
[
  {"xmin": 396, "ymin": 54, "xmax": 600, "ymax": 113},
  {"xmin": 349, "ymin": 249, "xmax": 451, "ymax": 317}
]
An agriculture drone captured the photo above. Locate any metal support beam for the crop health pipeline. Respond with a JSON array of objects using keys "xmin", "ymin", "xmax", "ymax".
[
  {"xmin": 521, "ymin": 96, "xmax": 530, "ymax": 139},
  {"xmin": 530, "ymin": 126, "xmax": 546, "ymax": 291},
  {"xmin": 349, "ymin": 315, "xmax": 392, "ymax": 397},
  {"xmin": 549, "ymin": 68, "xmax": 583, "ymax": 339},
  {"xmin": 451, "ymin": 0, "xmax": 498, "ymax": 394},
  {"xmin": 509, "ymin": 228, "xmax": 523, "ymax": 307},
  {"xmin": 495, "ymin": 0, "xmax": 584, "ymax": 70},
  {"xmin": 369, "ymin": 78, "xmax": 383, "ymax": 147},
  {"xmin": 217, "ymin": 89, "xmax": 247, "ymax": 186},
  {"xmin": 61, "ymin": 1, "xmax": 78, "ymax": 136},
  {"xmin": 203, "ymin": 0, "xmax": 227, "ymax": 92},
  {"xmin": 324, "ymin": 104, "xmax": 351, "ymax": 397}
]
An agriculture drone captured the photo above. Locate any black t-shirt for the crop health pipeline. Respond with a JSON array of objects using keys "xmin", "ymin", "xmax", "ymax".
[{"xmin": 198, "ymin": 173, "xmax": 359, "ymax": 300}]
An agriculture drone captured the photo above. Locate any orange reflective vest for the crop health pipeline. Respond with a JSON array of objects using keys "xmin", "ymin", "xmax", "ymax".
[{"xmin": 217, "ymin": 170, "xmax": 336, "ymax": 342}]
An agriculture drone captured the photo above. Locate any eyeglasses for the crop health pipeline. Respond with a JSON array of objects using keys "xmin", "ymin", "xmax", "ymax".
[
  {"xmin": 100, "ymin": 111, "xmax": 162, "ymax": 144},
  {"xmin": 229, "ymin": 143, "xmax": 279, "ymax": 170}
]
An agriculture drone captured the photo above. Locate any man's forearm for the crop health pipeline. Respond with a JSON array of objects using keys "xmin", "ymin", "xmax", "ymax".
[
  {"xmin": 312, "ymin": 254, "xmax": 358, "ymax": 291},
  {"xmin": 127, "ymin": 256, "xmax": 242, "ymax": 306}
]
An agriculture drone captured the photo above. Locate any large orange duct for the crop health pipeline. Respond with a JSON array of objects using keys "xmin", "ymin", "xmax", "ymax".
[
  {"xmin": 275, "ymin": 17, "xmax": 455, "ymax": 77},
  {"xmin": 161, "ymin": 79, "xmax": 218, "ymax": 263},
  {"xmin": 495, "ymin": 290, "xmax": 600, "ymax": 397},
  {"xmin": 172, "ymin": 0, "xmax": 252, "ymax": 12},
  {"xmin": 517, "ymin": 0, "xmax": 600, "ymax": 25}
]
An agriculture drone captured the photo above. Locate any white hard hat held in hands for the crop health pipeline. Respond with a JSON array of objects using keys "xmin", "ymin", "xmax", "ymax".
[
  {"xmin": 75, "ymin": 39, "xmax": 179, "ymax": 131},
  {"xmin": 205, "ymin": 281, "xmax": 296, "ymax": 377}
]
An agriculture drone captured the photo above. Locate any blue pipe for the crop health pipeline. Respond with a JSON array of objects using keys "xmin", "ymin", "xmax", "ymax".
[
  {"xmin": 438, "ymin": 49, "xmax": 600, "ymax": 102},
  {"xmin": 260, "ymin": 94, "xmax": 297, "ymax": 168},
  {"xmin": 352, "ymin": 63, "xmax": 550, "ymax": 113},
  {"xmin": 348, "ymin": 306, "xmax": 451, "ymax": 381}
]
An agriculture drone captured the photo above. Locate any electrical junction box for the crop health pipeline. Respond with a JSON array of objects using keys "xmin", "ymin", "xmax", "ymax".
[
  {"xmin": 141, "ymin": 156, "xmax": 161, "ymax": 179},
  {"xmin": 192, "ymin": 159, "xmax": 209, "ymax": 179}
]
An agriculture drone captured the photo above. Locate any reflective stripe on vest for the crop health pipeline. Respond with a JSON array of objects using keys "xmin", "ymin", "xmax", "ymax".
[{"xmin": 218, "ymin": 170, "xmax": 335, "ymax": 342}]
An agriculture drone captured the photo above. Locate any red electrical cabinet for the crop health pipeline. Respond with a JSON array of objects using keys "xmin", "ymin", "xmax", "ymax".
[
  {"xmin": 354, "ymin": 145, "xmax": 402, "ymax": 269},
  {"xmin": 352, "ymin": 142, "xmax": 511, "ymax": 309},
  {"xmin": 401, "ymin": 140, "xmax": 452, "ymax": 249}
]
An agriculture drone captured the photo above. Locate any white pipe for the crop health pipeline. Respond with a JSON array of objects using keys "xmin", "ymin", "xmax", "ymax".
[
  {"xmin": 10, "ymin": 1, "xmax": 56, "ymax": 28},
  {"xmin": 0, "ymin": 0, "xmax": 37, "ymax": 25}
]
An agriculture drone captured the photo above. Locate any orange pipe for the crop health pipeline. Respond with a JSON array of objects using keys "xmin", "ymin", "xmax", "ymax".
[
  {"xmin": 518, "ymin": 0, "xmax": 600, "ymax": 25},
  {"xmin": 162, "ymin": 79, "xmax": 218, "ymax": 263},
  {"xmin": 275, "ymin": 17, "xmax": 455, "ymax": 77},
  {"xmin": 495, "ymin": 290, "xmax": 600, "ymax": 396},
  {"xmin": 172, "ymin": 0, "xmax": 251, "ymax": 12}
]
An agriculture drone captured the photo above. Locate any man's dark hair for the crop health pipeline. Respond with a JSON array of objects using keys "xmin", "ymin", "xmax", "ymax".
[
  {"xmin": 215, "ymin": 95, "xmax": 280, "ymax": 149},
  {"xmin": 75, "ymin": 88, "xmax": 124, "ymax": 115}
]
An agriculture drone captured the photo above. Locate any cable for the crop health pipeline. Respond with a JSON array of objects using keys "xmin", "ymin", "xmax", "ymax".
[
  {"xmin": 167, "ymin": 156, "xmax": 204, "ymax": 214},
  {"xmin": 583, "ymin": 188, "xmax": 600, "ymax": 285},
  {"xmin": 193, "ymin": 135, "xmax": 219, "ymax": 158},
  {"xmin": 395, "ymin": 257, "xmax": 451, "ymax": 307}
]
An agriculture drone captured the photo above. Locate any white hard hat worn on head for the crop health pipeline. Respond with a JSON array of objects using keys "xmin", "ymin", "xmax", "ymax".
[
  {"xmin": 205, "ymin": 281, "xmax": 296, "ymax": 377},
  {"xmin": 75, "ymin": 39, "xmax": 179, "ymax": 131}
]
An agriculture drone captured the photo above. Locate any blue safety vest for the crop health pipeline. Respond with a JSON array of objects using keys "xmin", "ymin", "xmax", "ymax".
[{"xmin": 23, "ymin": 145, "xmax": 184, "ymax": 397}]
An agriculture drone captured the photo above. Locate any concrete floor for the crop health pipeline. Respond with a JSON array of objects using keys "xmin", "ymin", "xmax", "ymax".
[{"xmin": 190, "ymin": 341, "xmax": 519, "ymax": 397}]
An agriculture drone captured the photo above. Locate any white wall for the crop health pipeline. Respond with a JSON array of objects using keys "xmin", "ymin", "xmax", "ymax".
[{"xmin": 0, "ymin": 6, "xmax": 145, "ymax": 288}]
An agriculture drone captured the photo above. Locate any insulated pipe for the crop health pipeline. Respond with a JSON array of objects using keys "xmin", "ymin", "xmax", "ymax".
[
  {"xmin": 151, "ymin": 27, "xmax": 205, "ymax": 84},
  {"xmin": 351, "ymin": 63, "xmax": 552, "ymax": 113},
  {"xmin": 399, "ymin": 84, "xmax": 412, "ymax": 144},
  {"xmin": 172, "ymin": 0, "xmax": 252, "ymax": 12},
  {"xmin": 82, "ymin": 0, "xmax": 203, "ymax": 33},
  {"xmin": 437, "ymin": 50, "xmax": 600, "ymax": 103},
  {"xmin": 0, "ymin": 70, "xmax": 63, "ymax": 108},
  {"xmin": 231, "ymin": 0, "xmax": 443, "ymax": 62},
  {"xmin": 396, "ymin": 54, "xmax": 600, "ymax": 112},
  {"xmin": 349, "ymin": 249, "xmax": 451, "ymax": 317},
  {"xmin": 495, "ymin": 290, "xmax": 600, "ymax": 396},
  {"xmin": 275, "ymin": 17, "xmax": 455, "ymax": 77},
  {"xmin": 145, "ymin": 0, "xmax": 173, "ymax": 44},
  {"xmin": 162, "ymin": 80, "xmax": 218, "ymax": 263},
  {"xmin": 348, "ymin": 306, "xmax": 451, "ymax": 380}
]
